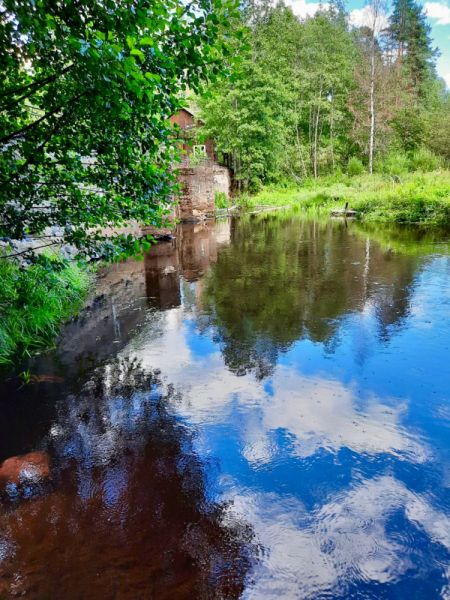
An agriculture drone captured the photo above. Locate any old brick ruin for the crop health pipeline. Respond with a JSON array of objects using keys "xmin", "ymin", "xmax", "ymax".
[
  {"xmin": 174, "ymin": 164, "xmax": 231, "ymax": 221},
  {"xmin": 168, "ymin": 108, "xmax": 231, "ymax": 222}
]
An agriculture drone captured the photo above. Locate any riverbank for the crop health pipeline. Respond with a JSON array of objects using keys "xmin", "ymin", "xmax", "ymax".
[
  {"xmin": 238, "ymin": 171, "xmax": 450, "ymax": 224},
  {"xmin": 0, "ymin": 256, "xmax": 90, "ymax": 365},
  {"xmin": 3, "ymin": 169, "xmax": 449, "ymax": 366}
]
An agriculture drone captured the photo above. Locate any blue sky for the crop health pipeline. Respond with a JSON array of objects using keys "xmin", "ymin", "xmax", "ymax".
[{"xmin": 287, "ymin": 0, "xmax": 450, "ymax": 88}]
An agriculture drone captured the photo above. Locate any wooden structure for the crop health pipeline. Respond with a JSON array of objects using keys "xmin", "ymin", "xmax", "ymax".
[
  {"xmin": 330, "ymin": 201, "xmax": 357, "ymax": 218},
  {"xmin": 168, "ymin": 108, "xmax": 215, "ymax": 162}
]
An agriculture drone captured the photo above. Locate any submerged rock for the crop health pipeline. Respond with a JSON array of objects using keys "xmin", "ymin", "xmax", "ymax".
[{"xmin": 0, "ymin": 451, "xmax": 51, "ymax": 494}]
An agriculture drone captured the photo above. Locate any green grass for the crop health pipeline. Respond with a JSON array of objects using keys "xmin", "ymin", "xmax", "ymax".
[
  {"xmin": 237, "ymin": 170, "xmax": 450, "ymax": 224},
  {"xmin": 0, "ymin": 254, "xmax": 91, "ymax": 365}
]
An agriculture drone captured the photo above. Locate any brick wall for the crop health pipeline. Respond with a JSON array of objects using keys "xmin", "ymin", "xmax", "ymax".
[{"xmin": 176, "ymin": 165, "xmax": 231, "ymax": 221}]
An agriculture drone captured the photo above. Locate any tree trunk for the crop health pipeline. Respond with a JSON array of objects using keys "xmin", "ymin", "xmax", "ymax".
[
  {"xmin": 369, "ymin": 44, "xmax": 375, "ymax": 174},
  {"xmin": 295, "ymin": 101, "xmax": 307, "ymax": 178},
  {"xmin": 330, "ymin": 91, "xmax": 335, "ymax": 170},
  {"xmin": 313, "ymin": 80, "xmax": 323, "ymax": 179}
]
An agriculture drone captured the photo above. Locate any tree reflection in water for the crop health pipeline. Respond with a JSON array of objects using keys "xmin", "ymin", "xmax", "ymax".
[
  {"xmin": 0, "ymin": 359, "xmax": 255, "ymax": 600},
  {"xmin": 201, "ymin": 215, "xmax": 428, "ymax": 379}
]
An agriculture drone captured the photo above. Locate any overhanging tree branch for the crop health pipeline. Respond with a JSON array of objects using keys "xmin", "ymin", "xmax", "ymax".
[
  {"xmin": 0, "ymin": 65, "xmax": 74, "ymax": 99},
  {"xmin": 0, "ymin": 91, "xmax": 88, "ymax": 145}
]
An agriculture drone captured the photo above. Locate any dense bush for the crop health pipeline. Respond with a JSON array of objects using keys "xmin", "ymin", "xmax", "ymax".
[
  {"xmin": 347, "ymin": 157, "xmax": 364, "ymax": 177},
  {"xmin": 0, "ymin": 255, "xmax": 90, "ymax": 364},
  {"xmin": 376, "ymin": 152, "xmax": 410, "ymax": 175},
  {"xmin": 375, "ymin": 149, "xmax": 443, "ymax": 175},
  {"xmin": 409, "ymin": 148, "xmax": 442, "ymax": 172},
  {"xmin": 214, "ymin": 191, "xmax": 229, "ymax": 208}
]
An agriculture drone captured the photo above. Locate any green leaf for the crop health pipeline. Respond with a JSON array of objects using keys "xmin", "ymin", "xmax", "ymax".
[
  {"xmin": 138, "ymin": 37, "xmax": 154, "ymax": 46},
  {"xmin": 130, "ymin": 48, "xmax": 145, "ymax": 62}
]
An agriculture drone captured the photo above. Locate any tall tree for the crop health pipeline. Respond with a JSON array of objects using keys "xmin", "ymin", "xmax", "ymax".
[
  {"xmin": 199, "ymin": 1, "xmax": 356, "ymax": 185},
  {"xmin": 363, "ymin": 0, "xmax": 387, "ymax": 174},
  {"xmin": 386, "ymin": 0, "xmax": 437, "ymax": 92},
  {"xmin": 349, "ymin": 25, "xmax": 399, "ymax": 161},
  {"xmin": 198, "ymin": 1, "xmax": 292, "ymax": 188},
  {"xmin": 199, "ymin": 0, "xmax": 447, "ymax": 187}
]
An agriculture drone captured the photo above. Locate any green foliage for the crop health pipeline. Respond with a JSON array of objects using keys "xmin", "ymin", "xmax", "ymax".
[
  {"xmin": 246, "ymin": 171, "xmax": 450, "ymax": 223},
  {"xmin": 0, "ymin": 255, "xmax": 90, "ymax": 363},
  {"xmin": 375, "ymin": 149, "xmax": 443, "ymax": 174},
  {"xmin": 198, "ymin": 58, "xmax": 288, "ymax": 189},
  {"xmin": 354, "ymin": 195, "xmax": 450, "ymax": 223},
  {"xmin": 392, "ymin": 107, "xmax": 427, "ymax": 151},
  {"xmin": 197, "ymin": 0, "xmax": 449, "ymax": 187},
  {"xmin": 409, "ymin": 148, "xmax": 442, "ymax": 172},
  {"xmin": 0, "ymin": 0, "xmax": 240, "ymax": 262},
  {"xmin": 347, "ymin": 157, "xmax": 364, "ymax": 177},
  {"xmin": 376, "ymin": 152, "xmax": 410, "ymax": 175},
  {"xmin": 236, "ymin": 193, "xmax": 252, "ymax": 208},
  {"xmin": 18, "ymin": 370, "xmax": 32, "ymax": 387},
  {"xmin": 189, "ymin": 149, "xmax": 208, "ymax": 167},
  {"xmin": 427, "ymin": 91, "xmax": 450, "ymax": 160},
  {"xmin": 198, "ymin": 2, "xmax": 356, "ymax": 187},
  {"xmin": 214, "ymin": 191, "xmax": 229, "ymax": 208}
]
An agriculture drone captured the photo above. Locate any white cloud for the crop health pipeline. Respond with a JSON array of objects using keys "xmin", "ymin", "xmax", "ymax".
[
  {"xmin": 287, "ymin": 0, "xmax": 328, "ymax": 19},
  {"xmin": 349, "ymin": 6, "xmax": 389, "ymax": 33},
  {"xmin": 425, "ymin": 1, "xmax": 450, "ymax": 25},
  {"xmin": 225, "ymin": 477, "xmax": 450, "ymax": 599},
  {"xmin": 125, "ymin": 308, "xmax": 428, "ymax": 463},
  {"xmin": 444, "ymin": 73, "xmax": 450, "ymax": 89}
]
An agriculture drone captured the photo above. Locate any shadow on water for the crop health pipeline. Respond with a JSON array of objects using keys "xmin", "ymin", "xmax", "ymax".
[
  {"xmin": 1, "ymin": 214, "xmax": 450, "ymax": 599},
  {"xmin": 0, "ymin": 358, "xmax": 254, "ymax": 599}
]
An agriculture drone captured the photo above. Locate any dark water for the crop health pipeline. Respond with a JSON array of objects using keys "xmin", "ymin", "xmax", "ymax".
[{"xmin": 1, "ymin": 213, "xmax": 450, "ymax": 599}]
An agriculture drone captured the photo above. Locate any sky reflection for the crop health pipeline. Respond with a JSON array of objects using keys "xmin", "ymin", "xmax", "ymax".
[{"xmin": 117, "ymin": 217, "xmax": 450, "ymax": 598}]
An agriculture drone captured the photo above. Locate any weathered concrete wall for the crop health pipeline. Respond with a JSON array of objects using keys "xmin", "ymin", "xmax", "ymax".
[
  {"xmin": 176, "ymin": 165, "xmax": 231, "ymax": 221},
  {"xmin": 213, "ymin": 165, "xmax": 231, "ymax": 198}
]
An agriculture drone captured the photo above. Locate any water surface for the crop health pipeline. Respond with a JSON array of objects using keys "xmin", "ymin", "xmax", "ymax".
[{"xmin": 1, "ymin": 213, "xmax": 450, "ymax": 599}]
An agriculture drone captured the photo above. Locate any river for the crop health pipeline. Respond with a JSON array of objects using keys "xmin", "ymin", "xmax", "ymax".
[{"xmin": 1, "ymin": 212, "xmax": 450, "ymax": 599}]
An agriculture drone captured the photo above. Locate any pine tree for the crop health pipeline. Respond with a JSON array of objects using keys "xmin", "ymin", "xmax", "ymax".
[{"xmin": 387, "ymin": 0, "xmax": 437, "ymax": 89}]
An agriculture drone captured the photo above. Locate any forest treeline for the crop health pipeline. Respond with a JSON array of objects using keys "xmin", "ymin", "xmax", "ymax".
[{"xmin": 197, "ymin": 0, "xmax": 450, "ymax": 190}]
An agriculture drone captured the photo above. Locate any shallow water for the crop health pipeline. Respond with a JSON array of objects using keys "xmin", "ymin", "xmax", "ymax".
[{"xmin": 1, "ymin": 213, "xmax": 450, "ymax": 599}]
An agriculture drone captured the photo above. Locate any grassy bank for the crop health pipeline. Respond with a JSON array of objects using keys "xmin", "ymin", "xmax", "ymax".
[
  {"xmin": 235, "ymin": 171, "xmax": 450, "ymax": 224},
  {"xmin": 0, "ymin": 256, "xmax": 91, "ymax": 365}
]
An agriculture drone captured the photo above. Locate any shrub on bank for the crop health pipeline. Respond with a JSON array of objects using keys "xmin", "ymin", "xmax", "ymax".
[
  {"xmin": 214, "ymin": 191, "xmax": 229, "ymax": 208},
  {"xmin": 375, "ymin": 149, "xmax": 443, "ymax": 175},
  {"xmin": 0, "ymin": 255, "xmax": 90, "ymax": 364},
  {"xmin": 347, "ymin": 157, "xmax": 364, "ymax": 177},
  {"xmin": 376, "ymin": 152, "xmax": 410, "ymax": 175},
  {"xmin": 409, "ymin": 148, "xmax": 442, "ymax": 173},
  {"xmin": 246, "ymin": 171, "xmax": 450, "ymax": 223}
]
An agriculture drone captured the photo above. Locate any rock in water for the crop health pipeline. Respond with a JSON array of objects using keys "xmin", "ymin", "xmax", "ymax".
[{"xmin": 0, "ymin": 451, "xmax": 51, "ymax": 493}]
